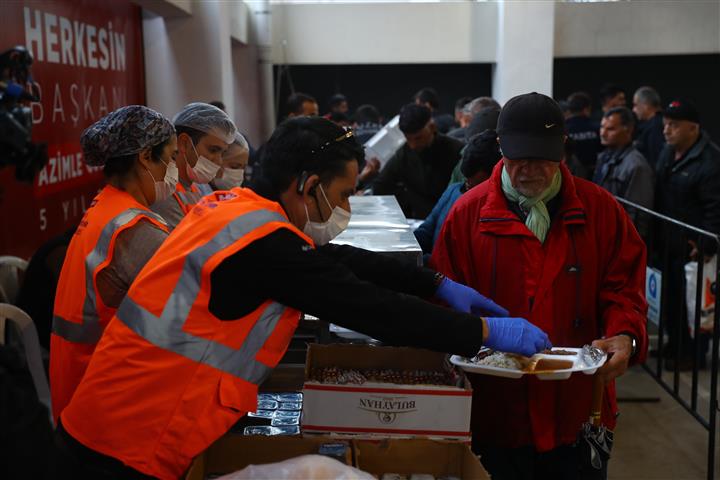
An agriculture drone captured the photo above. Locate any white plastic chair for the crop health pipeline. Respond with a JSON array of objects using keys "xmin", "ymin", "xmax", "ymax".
[
  {"xmin": 0, "ymin": 255, "xmax": 28, "ymax": 304},
  {"xmin": 0, "ymin": 256, "xmax": 29, "ymax": 342},
  {"xmin": 0, "ymin": 303, "xmax": 54, "ymax": 427}
]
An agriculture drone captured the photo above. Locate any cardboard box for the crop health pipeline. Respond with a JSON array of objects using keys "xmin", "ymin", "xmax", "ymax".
[
  {"xmin": 302, "ymin": 344, "xmax": 472, "ymax": 441},
  {"xmin": 185, "ymin": 435, "xmax": 352, "ymax": 480},
  {"xmin": 186, "ymin": 435, "xmax": 490, "ymax": 480},
  {"xmin": 355, "ymin": 438, "xmax": 490, "ymax": 480}
]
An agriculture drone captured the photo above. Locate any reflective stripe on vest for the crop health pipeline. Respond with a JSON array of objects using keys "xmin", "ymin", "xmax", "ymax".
[
  {"xmin": 196, "ymin": 183, "xmax": 214, "ymax": 196},
  {"xmin": 52, "ymin": 208, "xmax": 168, "ymax": 344},
  {"xmin": 116, "ymin": 209, "xmax": 289, "ymax": 384},
  {"xmin": 176, "ymin": 191, "xmax": 197, "ymax": 206}
]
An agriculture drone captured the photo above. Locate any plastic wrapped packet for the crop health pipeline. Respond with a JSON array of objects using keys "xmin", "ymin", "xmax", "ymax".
[
  {"xmin": 318, "ymin": 442, "xmax": 350, "ymax": 463},
  {"xmin": 257, "ymin": 400, "xmax": 279, "ymax": 410},
  {"xmin": 274, "ymin": 410, "xmax": 301, "ymax": 419},
  {"xmin": 242, "ymin": 426, "xmax": 280, "ymax": 436},
  {"xmin": 278, "ymin": 402, "xmax": 302, "ymax": 411},
  {"xmin": 248, "ymin": 409, "xmax": 275, "ymax": 419},
  {"xmin": 271, "ymin": 416, "xmax": 300, "ymax": 426},
  {"xmin": 257, "ymin": 393, "xmax": 278, "ymax": 402},
  {"xmin": 273, "ymin": 425, "xmax": 300, "ymax": 435},
  {"xmin": 217, "ymin": 454, "xmax": 375, "ymax": 479},
  {"xmin": 276, "ymin": 393, "xmax": 303, "ymax": 403},
  {"xmin": 410, "ymin": 475, "xmax": 435, "ymax": 480}
]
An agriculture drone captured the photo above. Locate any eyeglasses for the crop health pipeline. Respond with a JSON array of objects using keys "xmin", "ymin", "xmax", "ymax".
[{"xmin": 311, "ymin": 129, "xmax": 354, "ymax": 155}]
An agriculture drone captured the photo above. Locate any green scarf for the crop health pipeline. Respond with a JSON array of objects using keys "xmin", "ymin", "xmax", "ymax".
[{"xmin": 501, "ymin": 166, "xmax": 562, "ymax": 243}]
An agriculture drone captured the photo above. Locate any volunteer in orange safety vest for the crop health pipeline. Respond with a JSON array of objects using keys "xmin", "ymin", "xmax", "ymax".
[{"xmin": 50, "ymin": 105, "xmax": 177, "ymax": 421}]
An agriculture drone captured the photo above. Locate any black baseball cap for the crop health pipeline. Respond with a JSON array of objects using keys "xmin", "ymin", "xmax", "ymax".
[
  {"xmin": 664, "ymin": 99, "xmax": 700, "ymax": 124},
  {"xmin": 497, "ymin": 92, "xmax": 565, "ymax": 162}
]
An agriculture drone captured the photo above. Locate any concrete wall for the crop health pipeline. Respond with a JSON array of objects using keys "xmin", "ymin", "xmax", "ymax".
[
  {"xmin": 270, "ymin": 0, "xmax": 720, "ymax": 66},
  {"xmin": 555, "ymin": 0, "xmax": 720, "ymax": 58},
  {"xmin": 142, "ymin": 5, "xmax": 232, "ymax": 119},
  {"xmin": 142, "ymin": 1, "xmax": 265, "ymax": 144},
  {"xmin": 270, "ymin": 1, "xmax": 498, "ymax": 64},
  {"xmin": 232, "ymin": 43, "xmax": 264, "ymax": 145}
]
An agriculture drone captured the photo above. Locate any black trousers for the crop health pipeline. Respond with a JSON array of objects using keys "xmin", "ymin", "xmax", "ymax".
[
  {"xmin": 477, "ymin": 444, "xmax": 608, "ymax": 480},
  {"xmin": 47, "ymin": 421, "xmax": 153, "ymax": 479}
]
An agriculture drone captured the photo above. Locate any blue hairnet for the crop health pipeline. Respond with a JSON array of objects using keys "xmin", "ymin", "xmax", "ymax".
[{"xmin": 81, "ymin": 105, "xmax": 175, "ymax": 166}]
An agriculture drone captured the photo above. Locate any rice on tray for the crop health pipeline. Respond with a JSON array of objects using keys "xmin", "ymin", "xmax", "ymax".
[{"xmin": 475, "ymin": 352, "xmax": 521, "ymax": 370}]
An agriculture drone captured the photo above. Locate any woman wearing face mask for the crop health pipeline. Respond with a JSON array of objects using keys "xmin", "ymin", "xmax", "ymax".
[
  {"xmin": 208, "ymin": 131, "xmax": 249, "ymax": 191},
  {"xmin": 49, "ymin": 105, "xmax": 177, "ymax": 422},
  {"xmin": 52, "ymin": 117, "xmax": 548, "ymax": 479}
]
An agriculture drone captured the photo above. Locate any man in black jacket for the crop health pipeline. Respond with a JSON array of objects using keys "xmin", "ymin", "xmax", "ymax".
[
  {"xmin": 656, "ymin": 100, "xmax": 720, "ymax": 239},
  {"xmin": 373, "ymin": 104, "xmax": 464, "ymax": 219},
  {"xmin": 594, "ymin": 107, "xmax": 654, "ymax": 239},
  {"xmin": 655, "ymin": 99, "xmax": 720, "ymax": 368},
  {"xmin": 632, "ymin": 86, "xmax": 665, "ymax": 169},
  {"xmin": 565, "ymin": 92, "xmax": 602, "ymax": 180}
]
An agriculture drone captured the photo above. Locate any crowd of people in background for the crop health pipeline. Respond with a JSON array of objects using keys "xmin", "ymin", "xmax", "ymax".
[
  {"xmin": 268, "ymin": 83, "xmax": 719, "ymax": 372},
  {"xmin": 14, "ymin": 83, "xmax": 719, "ymax": 380},
  {"xmin": 15, "ymin": 82, "xmax": 718, "ymax": 375}
]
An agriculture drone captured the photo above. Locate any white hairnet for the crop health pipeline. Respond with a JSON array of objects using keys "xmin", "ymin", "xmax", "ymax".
[
  {"xmin": 172, "ymin": 102, "xmax": 237, "ymax": 144},
  {"xmin": 232, "ymin": 131, "xmax": 249, "ymax": 152}
]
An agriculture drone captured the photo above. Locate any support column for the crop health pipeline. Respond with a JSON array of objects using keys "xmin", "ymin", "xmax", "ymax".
[
  {"xmin": 250, "ymin": 0, "xmax": 275, "ymax": 140},
  {"xmin": 492, "ymin": 0, "xmax": 555, "ymax": 105}
]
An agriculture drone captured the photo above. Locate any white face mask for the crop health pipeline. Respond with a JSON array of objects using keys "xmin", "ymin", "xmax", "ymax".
[
  {"xmin": 164, "ymin": 160, "xmax": 179, "ymax": 190},
  {"xmin": 185, "ymin": 140, "xmax": 221, "ymax": 184},
  {"xmin": 145, "ymin": 160, "xmax": 176, "ymax": 204},
  {"xmin": 303, "ymin": 185, "xmax": 351, "ymax": 246},
  {"xmin": 222, "ymin": 167, "xmax": 244, "ymax": 187}
]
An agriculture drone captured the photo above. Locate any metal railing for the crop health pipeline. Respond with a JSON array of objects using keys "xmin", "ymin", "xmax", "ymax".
[{"xmin": 616, "ymin": 196, "xmax": 720, "ymax": 480}]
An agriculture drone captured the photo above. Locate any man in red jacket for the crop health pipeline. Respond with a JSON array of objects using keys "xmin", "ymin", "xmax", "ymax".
[{"xmin": 431, "ymin": 92, "xmax": 648, "ymax": 480}]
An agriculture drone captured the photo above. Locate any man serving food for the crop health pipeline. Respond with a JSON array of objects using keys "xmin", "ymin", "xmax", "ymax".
[{"xmin": 431, "ymin": 92, "xmax": 648, "ymax": 480}]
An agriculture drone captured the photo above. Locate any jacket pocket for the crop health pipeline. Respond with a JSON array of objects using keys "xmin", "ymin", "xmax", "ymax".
[
  {"xmin": 218, "ymin": 372, "xmax": 257, "ymax": 413},
  {"xmin": 258, "ymin": 310, "xmax": 300, "ymax": 360}
]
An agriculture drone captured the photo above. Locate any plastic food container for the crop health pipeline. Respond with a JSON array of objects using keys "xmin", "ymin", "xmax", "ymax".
[{"xmin": 450, "ymin": 346, "xmax": 607, "ymax": 380}]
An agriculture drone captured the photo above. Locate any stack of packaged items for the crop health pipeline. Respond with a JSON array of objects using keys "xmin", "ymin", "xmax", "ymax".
[
  {"xmin": 309, "ymin": 367, "xmax": 461, "ymax": 386},
  {"xmin": 235, "ymin": 392, "xmax": 303, "ymax": 436}
]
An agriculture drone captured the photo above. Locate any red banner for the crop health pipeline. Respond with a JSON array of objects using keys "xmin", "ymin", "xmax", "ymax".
[{"xmin": 0, "ymin": 0, "xmax": 145, "ymax": 258}]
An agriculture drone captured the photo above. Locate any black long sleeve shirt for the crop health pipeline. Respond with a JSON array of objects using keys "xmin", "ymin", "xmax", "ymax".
[
  {"xmin": 208, "ymin": 228, "xmax": 485, "ymax": 357},
  {"xmin": 372, "ymin": 134, "xmax": 464, "ymax": 219}
]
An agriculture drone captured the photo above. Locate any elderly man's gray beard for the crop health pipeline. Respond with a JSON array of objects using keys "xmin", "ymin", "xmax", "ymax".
[{"xmin": 512, "ymin": 168, "xmax": 559, "ymax": 198}]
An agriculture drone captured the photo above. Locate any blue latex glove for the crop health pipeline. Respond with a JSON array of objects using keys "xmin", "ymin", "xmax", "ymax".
[
  {"xmin": 484, "ymin": 317, "xmax": 552, "ymax": 357},
  {"xmin": 436, "ymin": 277, "xmax": 509, "ymax": 317}
]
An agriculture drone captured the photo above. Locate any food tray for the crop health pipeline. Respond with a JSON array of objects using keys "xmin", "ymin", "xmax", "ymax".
[{"xmin": 450, "ymin": 346, "xmax": 607, "ymax": 380}]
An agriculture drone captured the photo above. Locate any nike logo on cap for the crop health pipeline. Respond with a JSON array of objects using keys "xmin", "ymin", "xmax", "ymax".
[{"xmin": 545, "ymin": 123, "xmax": 556, "ymax": 129}]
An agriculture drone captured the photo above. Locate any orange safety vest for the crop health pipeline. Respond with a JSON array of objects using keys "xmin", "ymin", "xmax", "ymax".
[
  {"xmin": 61, "ymin": 188, "xmax": 314, "ymax": 479},
  {"xmin": 50, "ymin": 185, "xmax": 168, "ymax": 421}
]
